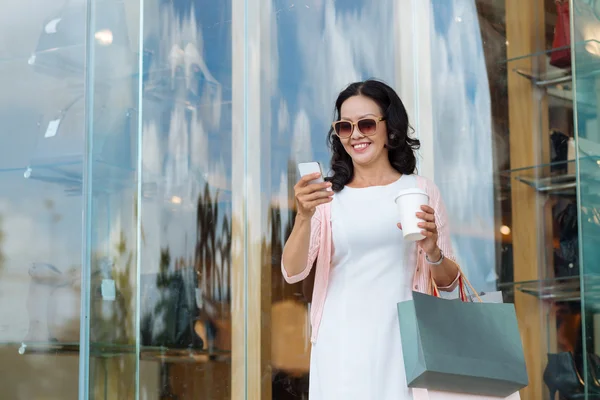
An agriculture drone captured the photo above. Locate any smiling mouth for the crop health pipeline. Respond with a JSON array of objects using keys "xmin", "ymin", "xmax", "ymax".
[{"xmin": 352, "ymin": 143, "xmax": 371, "ymax": 150}]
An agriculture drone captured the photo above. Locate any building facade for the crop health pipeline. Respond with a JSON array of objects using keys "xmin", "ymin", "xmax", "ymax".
[{"xmin": 0, "ymin": 0, "xmax": 598, "ymax": 399}]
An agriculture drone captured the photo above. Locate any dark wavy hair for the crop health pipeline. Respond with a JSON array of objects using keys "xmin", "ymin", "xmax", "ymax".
[{"xmin": 327, "ymin": 79, "xmax": 420, "ymax": 192}]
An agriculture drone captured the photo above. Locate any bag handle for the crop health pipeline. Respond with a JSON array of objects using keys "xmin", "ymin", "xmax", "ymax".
[{"xmin": 431, "ymin": 263, "xmax": 482, "ymax": 303}]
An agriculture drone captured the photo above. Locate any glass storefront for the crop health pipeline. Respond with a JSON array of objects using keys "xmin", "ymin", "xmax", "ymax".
[{"xmin": 0, "ymin": 0, "xmax": 599, "ymax": 399}]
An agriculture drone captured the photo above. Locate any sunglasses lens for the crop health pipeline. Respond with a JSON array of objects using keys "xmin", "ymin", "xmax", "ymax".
[
  {"xmin": 358, "ymin": 119, "xmax": 377, "ymax": 135},
  {"xmin": 335, "ymin": 121, "xmax": 353, "ymax": 137}
]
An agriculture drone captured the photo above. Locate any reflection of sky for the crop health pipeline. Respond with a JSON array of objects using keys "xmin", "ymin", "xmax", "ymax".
[
  {"xmin": 0, "ymin": 0, "xmax": 499, "ymax": 343},
  {"xmin": 0, "ymin": 0, "xmax": 239, "ymax": 339},
  {"xmin": 269, "ymin": 0, "xmax": 397, "ymax": 232},
  {"xmin": 267, "ymin": 0, "xmax": 496, "ymax": 293},
  {"xmin": 430, "ymin": 0, "xmax": 495, "ymax": 291},
  {"xmin": 140, "ymin": 0, "xmax": 233, "ymax": 280},
  {"xmin": 269, "ymin": 0, "xmax": 396, "ymax": 168},
  {"xmin": 0, "ymin": 1, "xmax": 89, "ymax": 340}
]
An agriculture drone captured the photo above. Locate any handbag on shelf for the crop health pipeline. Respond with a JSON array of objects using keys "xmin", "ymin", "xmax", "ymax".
[
  {"xmin": 550, "ymin": 0, "xmax": 572, "ymax": 68},
  {"xmin": 139, "ymin": 267, "xmax": 204, "ymax": 350},
  {"xmin": 397, "ymin": 269, "xmax": 527, "ymax": 398},
  {"xmin": 554, "ymin": 202, "xmax": 580, "ymax": 278},
  {"xmin": 554, "ymin": 202, "xmax": 600, "ymax": 278},
  {"xmin": 550, "ymin": 130, "xmax": 570, "ymax": 173}
]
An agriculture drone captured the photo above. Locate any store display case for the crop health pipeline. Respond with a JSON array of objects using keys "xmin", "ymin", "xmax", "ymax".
[
  {"xmin": 0, "ymin": 0, "xmax": 237, "ymax": 399},
  {"xmin": 475, "ymin": 0, "xmax": 600, "ymax": 399}
]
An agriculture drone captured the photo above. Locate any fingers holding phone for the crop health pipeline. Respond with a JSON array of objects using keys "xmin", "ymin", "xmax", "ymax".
[{"xmin": 295, "ymin": 163, "xmax": 334, "ymax": 218}]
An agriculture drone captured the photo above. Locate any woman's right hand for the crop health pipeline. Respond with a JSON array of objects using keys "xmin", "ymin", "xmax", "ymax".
[{"xmin": 294, "ymin": 173, "xmax": 334, "ymax": 219}]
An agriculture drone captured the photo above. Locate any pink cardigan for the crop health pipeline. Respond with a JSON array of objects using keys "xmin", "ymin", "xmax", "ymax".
[{"xmin": 282, "ymin": 174, "xmax": 460, "ymax": 343}]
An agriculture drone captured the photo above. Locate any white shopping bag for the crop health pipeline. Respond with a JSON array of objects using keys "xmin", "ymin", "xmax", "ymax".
[{"xmin": 413, "ymin": 388, "xmax": 521, "ymax": 400}]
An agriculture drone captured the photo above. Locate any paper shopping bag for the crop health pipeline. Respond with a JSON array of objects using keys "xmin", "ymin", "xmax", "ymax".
[{"xmin": 397, "ymin": 291, "xmax": 528, "ymax": 397}]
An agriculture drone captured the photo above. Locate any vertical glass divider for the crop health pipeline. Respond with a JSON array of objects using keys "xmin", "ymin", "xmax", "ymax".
[
  {"xmin": 231, "ymin": 0, "xmax": 248, "ymax": 398},
  {"xmin": 134, "ymin": 0, "xmax": 145, "ymax": 398},
  {"xmin": 79, "ymin": 0, "xmax": 96, "ymax": 398}
]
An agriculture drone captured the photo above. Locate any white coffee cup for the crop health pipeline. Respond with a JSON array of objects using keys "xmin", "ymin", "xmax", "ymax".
[{"xmin": 394, "ymin": 188, "xmax": 430, "ymax": 242}]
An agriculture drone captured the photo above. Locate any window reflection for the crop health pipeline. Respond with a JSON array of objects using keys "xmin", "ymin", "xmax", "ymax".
[
  {"xmin": 1, "ymin": 0, "xmax": 591, "ymax": 399},
  {"xmin": 139, "ymin": 0, "xmax": 233, "ymax": 398}
]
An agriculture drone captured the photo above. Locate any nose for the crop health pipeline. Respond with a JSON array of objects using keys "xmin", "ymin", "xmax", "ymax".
[{"xmin": 350, "ymin": 123, "xmax": 364, "ymax": 139}]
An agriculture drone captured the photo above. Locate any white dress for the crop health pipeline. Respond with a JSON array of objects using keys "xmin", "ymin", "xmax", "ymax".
[{"xmin": 309, "ymin": 175, "xmax": 417, "ymax": 400}]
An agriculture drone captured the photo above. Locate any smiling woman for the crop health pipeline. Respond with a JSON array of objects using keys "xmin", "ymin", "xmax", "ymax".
[
  {"xmin": 281, "ymin": 79, "xmax": 461, "ymax": 400},
  {"xmin": 327, "ymin": 80, "xmax": 421, "ymax": 192}
]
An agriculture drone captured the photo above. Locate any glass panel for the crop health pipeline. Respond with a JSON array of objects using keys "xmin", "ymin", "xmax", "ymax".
[
  {"xmin": 260, "ymin": 1, "xmax": 458, "ymax": 399},
  {"xmin": 0, "ymin": 0, "xmax": 86, "ymax": 398},
  {"xmin": 84, "ymin": 0, "xmax": 142, "ymax": 398},
  {"xmin": 475, "ymin": 1, "xmax": 584, "ymax": 399},
  {"xmin": 573, "ymin": 0, "xmax": 600, "ymax": 398},
  {"xmin": 464, "ymin": 1, "xmax": 595, "ymax": 399},
  {"xmin": 261, "ymin": 1, "xmax": 588, "ymax": 400},
  {"xmin": 137, "ymin": 0, "xmax": 235, "ymax": 399}
]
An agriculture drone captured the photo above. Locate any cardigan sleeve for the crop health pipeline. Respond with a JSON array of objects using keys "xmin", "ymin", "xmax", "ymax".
[
  {"xmin": 281, "ymin": 205, "xmax": 322, "ymax": 283},
  {"xmin": 429, "ymin": 181, "xmax": 460, "ymax": 291}
]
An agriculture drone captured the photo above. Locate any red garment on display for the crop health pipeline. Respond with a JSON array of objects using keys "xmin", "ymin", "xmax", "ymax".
[{"xmin": 550, "ymin": 0, "xmax": 571, "ymax": 68}]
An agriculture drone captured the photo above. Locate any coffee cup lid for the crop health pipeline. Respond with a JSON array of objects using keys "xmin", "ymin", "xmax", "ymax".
[{"xmin": 394, "ymin": 188, "xmax": 428, "ymax": 202}]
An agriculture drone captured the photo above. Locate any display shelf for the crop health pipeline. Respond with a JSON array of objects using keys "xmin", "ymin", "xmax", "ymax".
[
  {"xmin": 0, "ymin": 159, "xmax": 229, "ymax": 204},
  {"xmin": 19, "ymin": 159, "xmax": 134, "ymax": 196},
  {"xmin": 506, "ymin": 40, "xmax": 600, "ymax": 116},
  {"xmin": 505, "ymin": 39, "xmax": 600, "ymax": 67},
  {"xmin": 512, "ymin": 68, "xmax": 599, "ymax": 114},
  {"xmin": 498, "ymin": 275, "xmax": 600, "ymax": 305},
  {"xmin": 513, "ymin": 68, "xmax": 572, "ymax": 88},
  {"xmin": 500, "ymin": 156, "xmax": 600, "ymax": 194},
  {"xmin": 0, "ymin": 162, "xmax": 231, "ymax": 203},
  {"xmin": 0, "ymin": 152, "xmax": 138, "ymax": 196},
  {"xmin": 2, "ymin": 341, "xmax": 229, "ymax": 362}
]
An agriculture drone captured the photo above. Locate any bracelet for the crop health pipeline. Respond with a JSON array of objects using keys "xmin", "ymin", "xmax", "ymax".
[{"xmin": 425, "ymin": 249, "xmax": 444, "ymax": 265}]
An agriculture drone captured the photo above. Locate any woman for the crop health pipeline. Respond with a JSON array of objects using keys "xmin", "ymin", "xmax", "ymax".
[{"xmin": 281, "ymin": 79, "xmax": 461, "ymax": 399}]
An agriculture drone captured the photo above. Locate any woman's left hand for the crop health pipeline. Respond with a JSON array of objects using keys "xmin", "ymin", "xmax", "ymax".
[{"xmin": 397, "ymin": 205, "xmax": 440, "ymax": 259}]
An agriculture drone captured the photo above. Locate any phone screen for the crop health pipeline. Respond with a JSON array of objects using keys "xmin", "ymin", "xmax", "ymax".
[{"xmin": 298, "ymin": 162, "xmax": 324, "ymax": 184}]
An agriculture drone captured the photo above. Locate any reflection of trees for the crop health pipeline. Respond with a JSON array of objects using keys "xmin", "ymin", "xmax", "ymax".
[
  {"xmin": 269, "ymin": 162, "xmax": 313, "ymax": 398},
  {"xmin": 218, "ymin": 214, "xmax": 231, "ymax": 305},
  {"xmin": 112, "ymin": 231, "xmax": 135, "ymax": 342},
  {"xmin": 146, "ymin": 181, "xmax": 233, "ymax": 399},
  {"xmin": 195, "ymin": 182, "xmax": 231, "ymax": 312},
  {"xmin": 89, "ymin": 230, "xmax": 136, "ymax": 399},
  {"xmin": 271, "ymin": 161, "xmax": 300, "ymax": 302},
  {"xmin": 139, "ymin": 246, "xmax": 174, "ymax": 347},
  {"xmin": 88, "ymin": 231, "xmax": 135, "ymax": 344}
]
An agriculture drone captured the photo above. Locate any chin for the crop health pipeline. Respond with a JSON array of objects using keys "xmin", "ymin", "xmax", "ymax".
[{"xmin": 351, "ymin": 153, "xmax": 378, "ymax": 165}]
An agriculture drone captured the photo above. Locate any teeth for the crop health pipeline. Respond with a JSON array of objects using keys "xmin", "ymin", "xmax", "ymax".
[{"xmin": 354, "ymin": 143, "xmax": 369, "ymax": 149}]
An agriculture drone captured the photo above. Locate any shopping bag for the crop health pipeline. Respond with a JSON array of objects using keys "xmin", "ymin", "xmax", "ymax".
[
  {"xmin": 412, "ymin": 302, "xmax": 521, "ymax": 399},
  {"xmin": 397, "ymin": 287, "xmax": 528, "ymax": 397}
]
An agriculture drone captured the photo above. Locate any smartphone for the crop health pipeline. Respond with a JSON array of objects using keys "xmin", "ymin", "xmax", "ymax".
[{"xmin": 298, "ymin": 161, "xmax": 325, "ymax": 185}]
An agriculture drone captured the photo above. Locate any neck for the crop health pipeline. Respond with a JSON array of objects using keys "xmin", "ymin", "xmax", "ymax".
[{"xmin": 351, "ymin": 158, "xmax": 400, "ymax": 187}]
